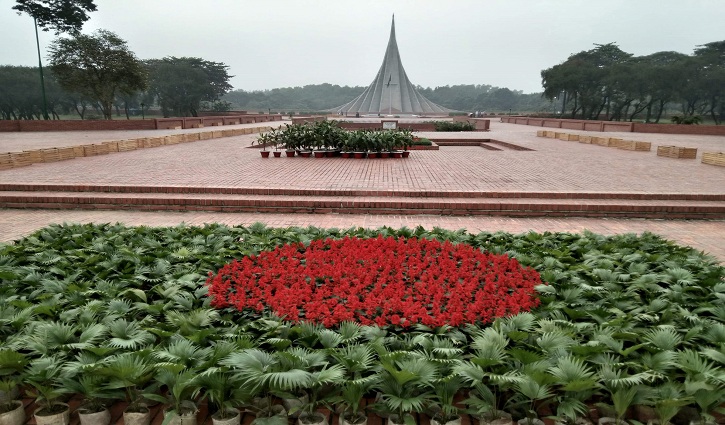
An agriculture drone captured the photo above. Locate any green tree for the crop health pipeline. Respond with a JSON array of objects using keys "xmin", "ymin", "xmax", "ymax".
[
  {"xmin": 542, "ymin": 43, "xmax": 632, "ymax": 119},
  {"xmin": 693, "ymin": 41, "xmax": 725, "ymax": 124},
  {"xmin": 12, "ymin": 0, "xmax": 98, "ymax": 120},
  {"xmin": 12, "ymin": 0, "xmax": 97, "ymax": 34},
  {"xmin": 146, "ymin": 57, "xmax": 232, "ymax": 117},
  {"xmin": 48, "ymin": 29, "xmax": 147, "ymax": 120}
]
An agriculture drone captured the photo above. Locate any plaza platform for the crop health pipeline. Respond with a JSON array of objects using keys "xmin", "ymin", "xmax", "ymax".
[{"xmin": 0, "ymin": 120, "xmax": 723, "ymax": 260}]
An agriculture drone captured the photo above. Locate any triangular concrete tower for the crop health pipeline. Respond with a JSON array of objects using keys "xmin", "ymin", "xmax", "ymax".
[{"xmin": 337, "ymin": 16, "xmax": 452, "ymax": 115}]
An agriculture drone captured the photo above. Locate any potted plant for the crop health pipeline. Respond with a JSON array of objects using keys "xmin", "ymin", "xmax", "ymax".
[
  {"xmin": 646, "ymin": 383, "xmax": 691, "ymax": 425},
  {"xmin": 61, "ymin": 373, "xmax": 123, "ymax": 425},
  {"xmin": 330, "ymin": 344, "xmax": 379, "ymax": 425},
  {"xmin": 0, "ymin": 350, "xmax": 28, "ymax": 425},
  {"xmin": 548, "ymin": 356, "xmax": 598, "ymax": 425},
  {"xmin": 374, "ymin": 354, "xmax": 437, "ymax": 425},
  {"xmin": 25, "ymin": 356, "xmax": 70, "ymax": 425},
  {"xmin": 677, "ymin": 349, "xmax": 725, "ymax": 425},
  {"xmin": 100, "ymin": 351, "xmax": 159, "ymax": 425},
  {"xmin": 427, "ymin": 375, "xmax": 464, "ymax": 425},
  {"xmin": 294, "ymin": 364, "xmax": 344, "ymax": 425},
  {"xmin": 147, "ymin": 365, "xmax": 201, "ymax": 425},
  {"xmin": 222, "ymin": 348, "xmax": 308, "ymax": 425},
  {"xmin": 596, "ymin": 365, "xmax": 653, "ymax": 425},
  {"xmin": 509, "ymin": 362, "xmax": 555, "ymax": 425},
  {"xmin": 253, "ymin": 133, "xmax": 272, "ymax": 158},
  {"xmin": 197, "ymin": 370, "xmax": 249, "ymax": 425},
  {"xmin": 456, "ymin": 328, "xmax": 516, "ymax": 425}
]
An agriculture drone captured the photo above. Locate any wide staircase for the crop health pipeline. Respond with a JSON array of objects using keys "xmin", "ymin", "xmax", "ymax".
[{"xmin": 1, "ymin": 184, "xmax": 723, "ymax": 219}]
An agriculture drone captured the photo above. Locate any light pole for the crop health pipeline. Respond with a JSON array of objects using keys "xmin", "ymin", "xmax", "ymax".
[
  {"xmin": 140, "ymin": 102, "xmax": 146, "ymax": 120},
  {"xmin": 33, "ymin": 18, "xmax": 50, "ymax": 120}
]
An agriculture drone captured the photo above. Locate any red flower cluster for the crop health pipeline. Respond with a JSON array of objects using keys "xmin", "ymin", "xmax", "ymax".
[{"xmin": 206, "ymin": 236, "xmax": 542, "ymax": 328}]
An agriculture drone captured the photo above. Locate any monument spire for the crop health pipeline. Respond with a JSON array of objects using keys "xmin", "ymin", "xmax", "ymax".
[{"xmin": 336, "ymin": 15, "xmax": 452, "ymax": 115}]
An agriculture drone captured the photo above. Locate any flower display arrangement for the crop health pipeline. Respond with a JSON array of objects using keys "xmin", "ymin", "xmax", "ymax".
[
  {"xmin": 254, "ymin": 122, "xmax": 414, "ymax": 158},
  {"xmin": 207, "ymin": 236, "xmax": 542, "ymax": 328},
  {"xmin": 0, "ymin": 223, "xmax": 724, "ymax": 425}
]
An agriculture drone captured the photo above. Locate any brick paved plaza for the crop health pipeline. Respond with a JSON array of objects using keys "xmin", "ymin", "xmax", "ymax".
[{"xmin": 1, "ymin": 120, "xmax": 723, "ymax": 261}]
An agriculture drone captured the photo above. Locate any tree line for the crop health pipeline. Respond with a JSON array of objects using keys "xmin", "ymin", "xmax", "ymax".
[
  {"xmin": 541, "ymin": 42, "xmax": 725, "ymax": 123},
  {"xmin": 4, "ymin": 1, "xmax": 233, "ymax": 120},
  {"xmin": 222, "ymin": 84, "xmax": 553, "ymax": 114}
]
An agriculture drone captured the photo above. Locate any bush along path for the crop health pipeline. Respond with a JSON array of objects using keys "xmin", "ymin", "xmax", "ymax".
[{"xmin": 0, "ymin": 223, "xmax": 724, "ymax": 425}]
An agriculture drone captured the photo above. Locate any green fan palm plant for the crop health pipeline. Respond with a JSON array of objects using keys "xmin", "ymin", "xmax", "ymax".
[
  {"xmin": 677, "ymin": 349, "xmax": 725, "ymax": 425},
  {"xmin": 146, "ymin": 365, "xmax": 202, "ymax": 425},
  {"xmin": 24, "ymin": 356, "xmax": 70, "ymax": 415},
  {"xmin": 60, "ymin": 370, "xmax": 123, "ymax": 415},
  {"xmin": 547, "ymin": 356, "xmax": 599, "ymax": 425},
  {"xmin": 330, "ymin": 344, "xmax": 379, "ymax": 424},
  {"xmin": 648, "ymin": 382, "xmax": 691, "ymax": 425},
  {"xmin": 221, "ymin": 348, "xmax": 310, "ymax": 425},
  {"xmin": 0, "ymin": 349, "xmax": 27, "ymax": 410},
  {"xmin": 99, "ymin": 351, "xmax": 159, "ymax": 414},
  {"xmin": 374, "ymin": 353, "xmax": 438, "ymax": 425},
  {"xmin": 509, "ymin": 361, "xmax": 555, "ymax": 425},
  {"xmin": 455, "ymin": 328, "xmax": 515, "ymax": 424},
  {"xmin": 597, "ymin": 364, "xmax": 654, "ymax": 425}
]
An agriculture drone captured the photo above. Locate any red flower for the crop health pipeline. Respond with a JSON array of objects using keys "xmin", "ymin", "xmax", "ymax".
[{"xmin": 206, "ymin": 236, "xmax": 542, "ymax": 328}]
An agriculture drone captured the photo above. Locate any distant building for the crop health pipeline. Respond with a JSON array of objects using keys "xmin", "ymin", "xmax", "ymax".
[{"xmin": 336, "ymin": 16, "xmax": 453, "ymax": 115}]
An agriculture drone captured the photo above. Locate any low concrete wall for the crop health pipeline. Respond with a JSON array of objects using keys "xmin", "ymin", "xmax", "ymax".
[
  {"xmin": 501, "ymin": 116, "xmax": 725, "ymax": 136},
  {"xmin": 0, "ymin": 114, "xmax": 283, "ymax": 132}
]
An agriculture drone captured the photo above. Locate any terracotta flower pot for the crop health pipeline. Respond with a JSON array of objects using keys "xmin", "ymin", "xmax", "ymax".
[
  {"xmin": 391, "ymin": 151, "xmax": 403, "ymax": 158},
  {"xmin": 313, "ymin": 151, "xmax": 326, "ymax": 158},
  {"xmin": 272, "ymin": 151, "xmax": 282, "ymax": 157},
  {"xmin": 299, "ymin": 151, "xmax": 312, "ymax": 158},
  {"xmin": 379, "ymin": 152, "xmax": 390, "ymax": 158},
  {"xmin": 325, "ymin": 151, "xmax": 336, "ymax": 157},
  {"xmin": 401, "ymin": 151, "xmax": 410, "ymax": 158},
  {"xmin": 260, "ymin": 151, "xmax": 270, "ymax": 158},
  {"xmin": 353, "ymin": 152, "xmax": 366, "ymax": 159},
  {"xmin": 285, "ymin": 150, "xmax": 296, "ymax": 157},
  {"xmin": 341, "ymin": 152, "xmax": 352, "ymax": 158},
  {"xmin": 0, "ymin": 400, "xmax": 25, "ymax": 425}
]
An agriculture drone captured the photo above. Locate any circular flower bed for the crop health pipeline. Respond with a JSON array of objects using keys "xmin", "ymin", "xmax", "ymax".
[{"xmin": 207, "ymin": 236, "xmax": 542, "ymax": 327}]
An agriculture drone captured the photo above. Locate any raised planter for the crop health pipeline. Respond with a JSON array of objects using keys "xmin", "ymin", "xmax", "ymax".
[
  {"xmin": 617, "ymin": 140, "xmax": 651, "ymax": 151},
  {"xmin": 657, "ymin": 145, "xmax": 697, "ymax": 159},
  {"xmin": 702, "ymin": 152, "xmax": 725, "ymax": 167},
  {"xmin": 558, "ymin": 133, "xmax": 579, "ymax": 141}
]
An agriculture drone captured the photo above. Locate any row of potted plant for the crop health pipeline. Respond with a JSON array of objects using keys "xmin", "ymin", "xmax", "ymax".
[
  {"xmin": 2, "ymin": 318, "xmax": 722, "ymax": 425},
  {"xmin": 253, "ymin": 122, "xmax": 415, "ymax": 158}
]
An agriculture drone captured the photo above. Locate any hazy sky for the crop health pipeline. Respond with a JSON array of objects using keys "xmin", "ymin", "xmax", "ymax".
[{"xmin": 2, "ymin": 0, "xmax": 724, "ymax": 94}]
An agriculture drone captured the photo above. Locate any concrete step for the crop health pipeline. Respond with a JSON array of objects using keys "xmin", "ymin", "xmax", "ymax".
[
  {"xmin": 0, "ymin": 184, "xmax": 722, "ymax": 201},
  {"xmin": 1, "ymin": 190, "xmax": 724, "ymax": 219}
]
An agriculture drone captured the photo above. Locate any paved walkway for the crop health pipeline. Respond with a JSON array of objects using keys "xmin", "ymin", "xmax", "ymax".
[{"xmin": 0, "ymin": 120, "xmax": 723, "ymax": 262}]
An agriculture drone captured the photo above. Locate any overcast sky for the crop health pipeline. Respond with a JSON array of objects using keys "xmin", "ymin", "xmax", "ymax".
[{"xmin": 2, "ymin": 0, "xmax": 724, "ymax": 94}]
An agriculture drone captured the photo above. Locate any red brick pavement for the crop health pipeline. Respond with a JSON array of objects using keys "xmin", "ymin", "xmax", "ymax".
[
  {"xmin": 0, "ymin": 121, "xmax": 723, "ymax": 262},
  {"xmin": 1, "ymin": 122, "xmax": 724, "ymax": 194}
]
